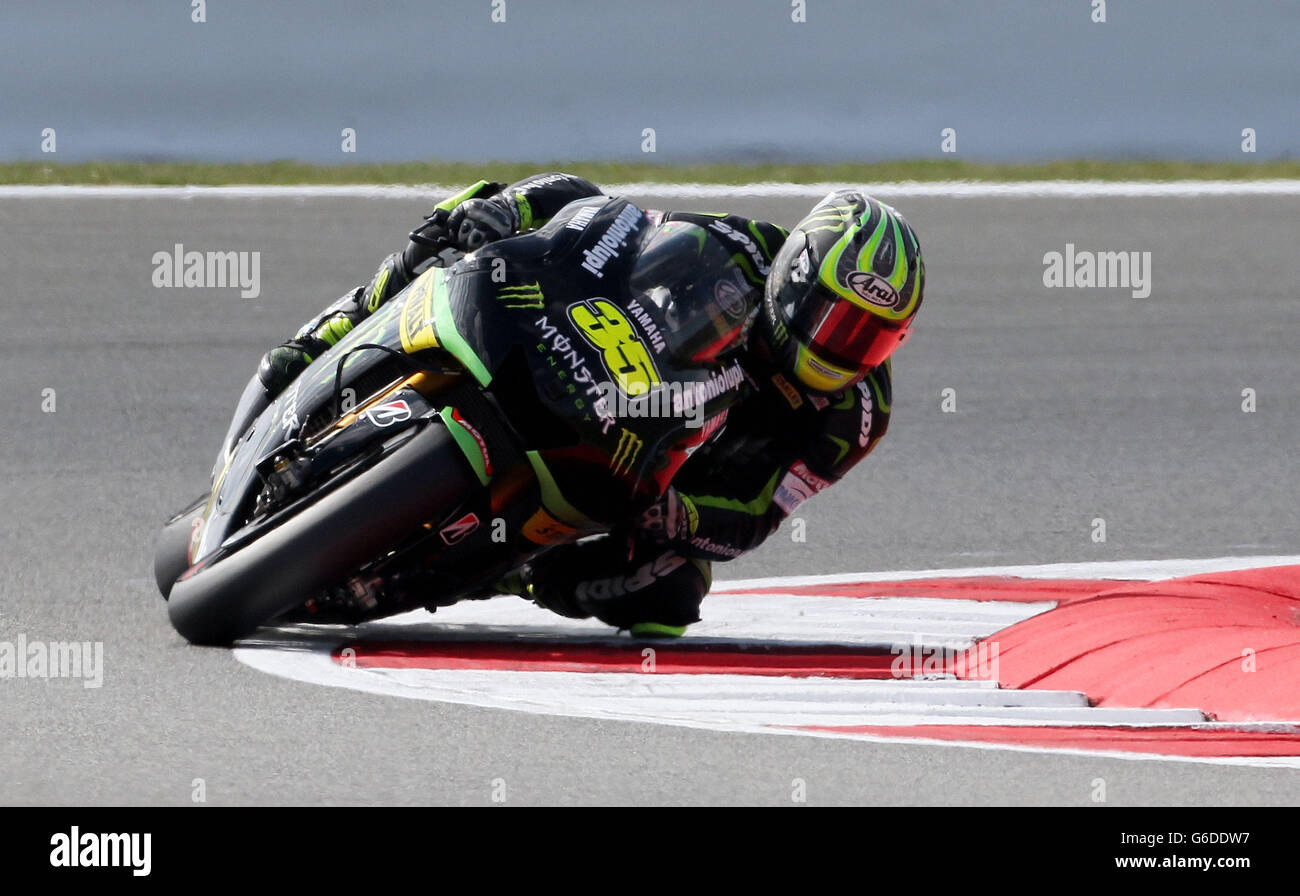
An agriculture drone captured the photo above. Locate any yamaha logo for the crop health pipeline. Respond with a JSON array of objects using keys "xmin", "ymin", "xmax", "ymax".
[{"xmin": 846, "ymin": 271, "xmax": 902, "ymax": 310}]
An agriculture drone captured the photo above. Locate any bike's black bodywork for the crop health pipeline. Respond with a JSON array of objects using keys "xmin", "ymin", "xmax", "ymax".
[{"xmin": 158, "ymin": 197, "xmax": 758, "ymax": 643}]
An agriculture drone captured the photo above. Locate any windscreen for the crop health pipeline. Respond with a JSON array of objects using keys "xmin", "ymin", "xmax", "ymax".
[{"xmin": 627, "ymin": 221, "xmax": 758, "ymax": 365}]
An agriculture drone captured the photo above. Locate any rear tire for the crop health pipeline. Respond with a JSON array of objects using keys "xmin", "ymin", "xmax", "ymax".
[{"xmin": 167, "ymin": 423, "xmax": 476, "ymax": 645}]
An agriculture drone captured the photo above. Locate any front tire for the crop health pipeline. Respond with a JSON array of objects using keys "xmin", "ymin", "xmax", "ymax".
[
  {"xmin": 154, "ymin": 496, "xmax": 206, "ymax": 600},
  {"xmin": 167, "ymin": 423, "xmax": 477, "ymax": 645}
]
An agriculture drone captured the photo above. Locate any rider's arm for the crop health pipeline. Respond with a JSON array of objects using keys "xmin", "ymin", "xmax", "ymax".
[
  {"xmin": 670, "ymin": 363, "xmax": 892, "ymax": 562},
  {"xmin": 495, "ymin": 171, "xmax": 605, "ymax": 231},
  {"xmin": 661, "ymin": 211, "xmax": 790, "ymax": 288},
  {"xmin": 287, "ymin": 174, "xmax": 605, "ymax": 362}
]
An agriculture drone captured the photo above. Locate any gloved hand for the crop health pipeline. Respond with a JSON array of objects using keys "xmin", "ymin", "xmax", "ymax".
[
  {"xmin": 636, "ymin": 487, "xmax": 691, "ymax": 544},
  {"xmin": 257, "ymin": 337, "xmax": 321, "ymax": 398},
  {"xmin": 447, "ymin": 196, "xmax": 520, "ymax": 251}
]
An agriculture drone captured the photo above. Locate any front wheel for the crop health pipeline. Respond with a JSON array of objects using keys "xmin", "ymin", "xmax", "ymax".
[
  {"xmin": 166, "ymin": 423, "xmax": 478, "ymax": 645},
  {"xmin": 154, "ymin": 495, "xmax": 207, "ymax": 600}
]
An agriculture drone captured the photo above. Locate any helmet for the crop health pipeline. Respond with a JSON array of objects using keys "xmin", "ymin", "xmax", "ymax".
[{"xmin": 760, "ymin": 191, "xmax": 924, "ymax": 392}]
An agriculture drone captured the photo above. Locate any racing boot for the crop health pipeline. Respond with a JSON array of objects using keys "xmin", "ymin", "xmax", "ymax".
[{"xmin": 526, "ymin": 536, "xmax": 711, "ymax": 637}]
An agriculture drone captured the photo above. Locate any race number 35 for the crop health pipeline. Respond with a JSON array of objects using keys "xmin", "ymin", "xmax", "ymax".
[{"xmin": 568, "ymin": 299, "xmax": 660, "ymax": 396}]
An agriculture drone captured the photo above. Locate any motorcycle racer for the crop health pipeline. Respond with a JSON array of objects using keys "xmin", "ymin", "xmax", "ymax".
[{"xmin": 246, "ymin": 173, "xmax": 925, "ymax": 637}]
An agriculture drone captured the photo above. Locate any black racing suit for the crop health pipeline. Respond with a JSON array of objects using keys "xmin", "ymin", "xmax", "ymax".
[{"xmin": 269, "ymin": 173, "xmax": 892, "ymax": 633}]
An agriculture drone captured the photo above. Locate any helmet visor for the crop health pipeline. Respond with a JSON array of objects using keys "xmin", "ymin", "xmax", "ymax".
[{"xmin": 780, "ymin": 285, "xmax": 908, "ymax": 372}]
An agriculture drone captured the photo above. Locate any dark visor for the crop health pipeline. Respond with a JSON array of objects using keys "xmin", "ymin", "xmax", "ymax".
[{"xmin": 780, "ymin": 284, "xmax": 906, "ymax": 372}]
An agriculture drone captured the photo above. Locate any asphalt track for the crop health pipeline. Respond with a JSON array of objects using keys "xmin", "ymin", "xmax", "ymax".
[{"xmin": 1, "ymin": 188, "xmax": 1298, "ymax": 805}]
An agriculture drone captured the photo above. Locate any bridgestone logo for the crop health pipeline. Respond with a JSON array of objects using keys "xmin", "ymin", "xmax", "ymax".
[{"xmin": 580, "ymin": 204, "xmax": 643, "ymax": 279}]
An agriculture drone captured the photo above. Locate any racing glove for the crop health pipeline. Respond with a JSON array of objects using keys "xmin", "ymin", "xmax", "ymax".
[
  {"xmin": 447, "ymin": 196, "xmax": 521, "ymax": 251},
  {"xmin": 635, "ymin": 487, "xmax": 692, "ymax": 545},
  {"xmin": 257, "ymin": 337, "xmax": 323, "ymax": 398}
]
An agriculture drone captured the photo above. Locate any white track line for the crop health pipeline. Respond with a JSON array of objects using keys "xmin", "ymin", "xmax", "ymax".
[
  {"xmin": 3, "ymin": 180, "xmax": 1300, "ymax": 200},
  {"xmin": 233, "ymin": 554, "xmax": 1300, "ymax": 767},
  {"xmin": 713, "ymin": 554, "xmax": 1300, "ymax": 592},
  {"xmin": 236, "ymin": 648, "xmax": 1298, "ymax": 768}
]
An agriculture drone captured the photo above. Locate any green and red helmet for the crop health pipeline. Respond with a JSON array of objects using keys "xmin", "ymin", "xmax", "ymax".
[{"xmin": 761, "ymin": 191, "xmax": 925, "ymax": 392}]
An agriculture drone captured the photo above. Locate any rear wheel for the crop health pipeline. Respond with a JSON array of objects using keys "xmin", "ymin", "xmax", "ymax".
[{"xmin": 167, "ymin": 423, "xmax": 477, "ymax": 645}]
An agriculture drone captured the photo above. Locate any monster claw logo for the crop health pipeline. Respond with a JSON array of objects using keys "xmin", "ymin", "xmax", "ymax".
[
  {"xmin": 498, "ymin": 282, "xmax": 544, "ymax": 310},
  {"xmin": 610, "ymin": 427, "xmax": 644, "ymax": 476}
]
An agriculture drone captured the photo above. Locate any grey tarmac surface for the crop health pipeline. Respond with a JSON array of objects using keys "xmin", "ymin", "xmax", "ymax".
[{"xmin": 0, "ymin": 190, "xmax": 1297, "ymax": 805}]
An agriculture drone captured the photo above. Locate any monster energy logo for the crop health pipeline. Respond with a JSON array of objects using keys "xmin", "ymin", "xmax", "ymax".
[
  {"xmin": 499, "ymin": 282, "xmax": 544, "ymax": 309},
  {"xmin": 610, "ymin": 427, "xmax": 643, "ymax": 475}
]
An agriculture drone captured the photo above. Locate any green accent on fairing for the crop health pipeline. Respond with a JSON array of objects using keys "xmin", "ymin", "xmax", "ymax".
[
  {"xmin": 525, "ymin": 450, "xmax": 598, "ymax": 529},
  {"xmin": 688, "ymin": 469, "xmax": 781, "ymax": 517},
  {"xmin": 438, "ymin": 406, "xmax": 491, "ymax": 486},
  {"xmin": 433, "ymin": 180, "xmax": 491, "ymax": 212},
  {"xmin": 314, "ymin": 315, "xmax": 355, "ymax": 347},
  {"xmin": 826, "ymin": 434, "xmax": 851, "ymax": 466},
  {"xmin": 747, "ymin": 220, "xmax": 772, "ymax": 257},
  {"xmin": 628, "ymin": 622, "xmax": 687, "ymax": 638},
  {"xmin": 431, "ymin": 272, "xmax": 493, "ymax": 385},
  {"xmin": 513, "ymin": 192, "xmax": 533, "ymax": 230},
  {"xmin": 366, "ymin": 265, "xmax": 392, "ymax": 313}
]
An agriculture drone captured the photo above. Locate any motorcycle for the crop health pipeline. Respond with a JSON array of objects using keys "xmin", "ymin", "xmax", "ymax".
[{"xmin": 153, "ymin": 196, "xmax": 757, "ymax": 644}]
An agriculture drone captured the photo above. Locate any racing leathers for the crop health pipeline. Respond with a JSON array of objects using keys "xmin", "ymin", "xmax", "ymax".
[{"xmin": 257, "ymin": 173, "xmax": 892, "ymax": 636}]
